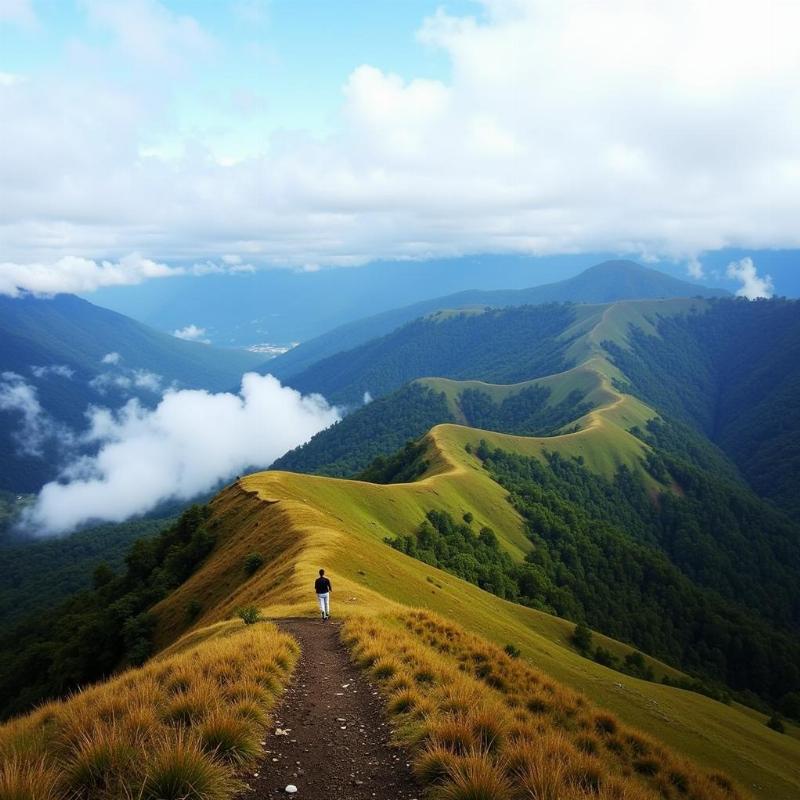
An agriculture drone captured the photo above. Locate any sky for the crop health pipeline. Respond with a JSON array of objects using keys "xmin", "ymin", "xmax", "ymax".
[{"xmin": 1, "ymin": 0, "xmax": 798, "ymax": 294}]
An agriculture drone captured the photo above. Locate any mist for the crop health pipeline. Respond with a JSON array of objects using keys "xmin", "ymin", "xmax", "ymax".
[{"xmin": 22, "ymin": 373, "xmax": 339, "ymax": 535}]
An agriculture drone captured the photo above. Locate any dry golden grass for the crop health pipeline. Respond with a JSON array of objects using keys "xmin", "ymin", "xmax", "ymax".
[
  {"xmin": 0, "ymin": 622, "xmax": 298, "ymax": 800},
  {"xmin": 342, "ymin": 609, "xmax": 749, "ymax": 800}
]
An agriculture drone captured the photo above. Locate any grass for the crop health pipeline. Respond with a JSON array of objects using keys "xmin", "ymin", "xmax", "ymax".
[
  {"xmin": 342, "ymin": 610, "xmax": 747, "ymax": 800},
  {"xmin": 142, "ymin": 418, "xmax": 800, "ymax": 799},
  {"xmin": 0, "ymin": 622, "xmax": 298, "ymax": 800},
  {"xmin": 6, "ymin": 298, "xmax": 797, "ymax": 798}
]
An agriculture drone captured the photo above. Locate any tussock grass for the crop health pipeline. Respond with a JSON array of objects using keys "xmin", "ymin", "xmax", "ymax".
[
  {"xmin": 0, "ymin": 623, "xmax": 297, "ymax": 800},
  {"xmin": 343, "ymin": 610, "xmax": 747, "ymax": 800}
]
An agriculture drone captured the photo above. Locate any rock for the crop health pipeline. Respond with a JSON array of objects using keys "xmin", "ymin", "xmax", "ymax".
[{"xmin": 285, "ymin": 785, "xmax": 298, "ymax": 794}]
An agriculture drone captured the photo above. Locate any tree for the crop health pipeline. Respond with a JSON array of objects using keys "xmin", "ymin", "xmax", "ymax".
[{"xmin": 572, "ymin": 622, "xmax": 592, "ymax": 654}]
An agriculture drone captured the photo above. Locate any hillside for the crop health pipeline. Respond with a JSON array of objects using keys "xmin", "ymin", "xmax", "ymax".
[
  {"xmin": 268, "ymin": 260, "xmax": 729, "ymax": 380},
  {"xmin": 2, "ymin": 294, "xmax": 799, "ymax": 800},
  {"xmin": 0, "ymin": 293, "xmax": 262, "ymax": 491},
  {"xmin": 272, "ymin": 365, "xmax": 603, "ymax": 477},
  {"xmin": 603, "ymin": 297, "xmax": 800, "ymax": 518}
]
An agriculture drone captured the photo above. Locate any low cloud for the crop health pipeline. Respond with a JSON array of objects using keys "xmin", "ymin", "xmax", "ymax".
[
  {"xmin": 30, "ymin": 364, "xmax": 74, "ymax": 380},
  {"xmin": 101, "ymin": 352, "xmax": 122, "ymax": 365},
  {"xmin": 23, "ymin": 373, "xmax": 339, "ymax": 535},
  {"xmin": 726, "ymin": 257, "xmax": 774, "ymax": 299},
  {"xmin": 363, "ymin": 391, "xmax": 373, "ymax": 405},
  {"xmin": 89, "ymin": 368, "xmax": 164, "ymax": 395},
  {"xmin": 686, "ymin": 257, "xmax": 704, "ymax": 280},
  {"xmin": 173, "ymin": 324, "xmax": 209, "ymax": 343},
  {"xmin": 0, "ymin": 254, "xmax": 179, "ymax": 298},
  {"xmin": 0, "ymin": 371, "xmax": 71, "ymax": 456}
]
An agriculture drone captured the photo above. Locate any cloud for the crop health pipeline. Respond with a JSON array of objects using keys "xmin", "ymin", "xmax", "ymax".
[
  {"xmin": 686, "ymin": 257, "xmax": 704, "ymax": 280},
  {"xmin": 726, "ymin": 257, "xmax": 774, "ymax": 299},
  {"xmin": 23, "ymin": 373, "xmax": 339, "ymax": 534},
  {"xmin": 363, "ymin": 391, "xmax": 372, "ymax": 405},
  {"xmin": 173, "ymin": 324, "xmax": 209, "ymax": 343},
  {"xmin": 0, "ymin": 372, "xmax": 72, "ymax": 456},
  {"xmin": 1, "ymin": 2, "xmax": 799, "ymax": 266},
  {"xmin": 101, "ymin": 352, "xmax": 122, "ymax": 365},
  {"xmin": 0, "ymin": 254, "xmax": 180, "ymax": 298},
  {"xmin": 0, "ymin": 0, "xmax": 36, "ymax": 28},
  {"xmin": 30, "ymin": 364, "xmax": 75, "ymax": 380},
  {"xmin": 82, "ymin": 0, "xmax": 214, "ymax": 71},
  {"xmin": 89, "ymin": 367, "xmax": 164, "ymax": 395}
]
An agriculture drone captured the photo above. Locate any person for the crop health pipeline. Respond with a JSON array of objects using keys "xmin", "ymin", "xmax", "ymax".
[{"xmin": 314, "ymin": 569, "xmax": 332, "ymax": 620}]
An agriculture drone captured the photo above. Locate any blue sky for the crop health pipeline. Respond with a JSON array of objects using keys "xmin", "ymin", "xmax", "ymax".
[{"xmin": 0, "ymin": 0, "xmax": 798, "ymax": 298}]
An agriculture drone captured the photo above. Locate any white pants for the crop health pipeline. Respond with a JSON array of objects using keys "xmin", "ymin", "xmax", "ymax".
[{"xmin": 317, "ymin": 592, "xmax": 330, "ymax": 617}]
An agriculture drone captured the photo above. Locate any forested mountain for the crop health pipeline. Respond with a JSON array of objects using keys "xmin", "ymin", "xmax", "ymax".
[
  {"xmin": 605, "ymin": 297, "xmax": 800, "ymax": 518},
  {"xmin": 3, "ymin": 294, "xmax": 800, "ymax": 800},
  {"xmin": 287, "ymin": 304, "xmax": 578, "ymax": 404},
  {"xmin": 273, "ymin": 378, "xmax": 592, "ymax": 477},
  {"xmin": 269, "ymin": 295, "xmax": 800, "ymax": 712},
  {"xmin": 268, "ymin": 260, "xmax": 728, "ymax": 380},
  {"xmin": 0, "ymin": 293, "xmax": 261, "ymax": 491}
]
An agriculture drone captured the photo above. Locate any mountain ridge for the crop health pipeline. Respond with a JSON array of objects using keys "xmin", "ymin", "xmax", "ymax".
[{"xmin": 267, "ymin": 260, "xmax": 728, "ymax": 380}]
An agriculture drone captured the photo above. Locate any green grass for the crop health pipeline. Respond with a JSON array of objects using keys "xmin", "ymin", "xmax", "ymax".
[{"xmin": 19, "ymin": 296, "xmax": 797, "ymax": 798}]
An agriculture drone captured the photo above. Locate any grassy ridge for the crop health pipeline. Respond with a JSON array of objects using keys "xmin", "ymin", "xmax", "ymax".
[
  {"xmin": 0, "ymin": 621, "xmax": 298, "ymax": 798},
  {"xmin": 344, "ymin": 610, "xmax": 746, "ymax": 800},
  {"xmin": 144, "ymin": 460, "xmax": 799, "ymax": 799}
]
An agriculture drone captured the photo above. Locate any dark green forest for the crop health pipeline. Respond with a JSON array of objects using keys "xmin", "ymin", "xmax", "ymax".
[
  {"xmin": 476, "ymin": 440, "xmax": 800, "ymax": 710},
  {"xmin": 288, "ymin": 303, "xmax": 577, "ymax": 405},
  {"xmin": 385, "ymin": 433, "xmax": 800, "ymax": 716},
  {"xmin": 604, "ymin": 297, "xmax": 800, "ymax": 518},
  {"xmin": 0, "ymin": 514, "xmax": 175, "ymax": 628},
  {"xmin": 274, "ymin": 381, "xmax": 590, "ymax": 479},
  {"xmin": 0, "ymin": 505, "xmax": 215, "ymax": 720},
  {"xmin": 273, "ymin": 383, "xmax": 454, "ymax": 477}
]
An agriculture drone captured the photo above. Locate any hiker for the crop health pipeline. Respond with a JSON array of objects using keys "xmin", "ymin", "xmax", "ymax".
[{"xmin": 315, "ymin": 569, "xmax": 332, "ymax": 620}]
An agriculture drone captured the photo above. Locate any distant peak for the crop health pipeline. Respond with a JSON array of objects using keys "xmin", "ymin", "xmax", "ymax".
[{"xmin": 585, "ymin": 260, "xmax": 649, "ymax": 274}]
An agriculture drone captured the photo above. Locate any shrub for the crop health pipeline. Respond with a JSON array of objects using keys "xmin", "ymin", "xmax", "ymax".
[
  {"xmin": 572, "ymin": 622, "xmax": 592, "ymax": 654},
  {"xmin": 197, "ymin": 711, "xmax": 262, "ymax": 765},
  {"xmin": 62, "ymin": 727, "xmax": 137, "ymax": 798},
  {"xmin": 463, "ymin": 512, "xmax": 474, "ymax": 525},
  {"xmin": 766, "ymin": 713, "xmax": 785, "ymax": 733},
  {"xmin": 0, "ymin": 756, "xmax": 60, "ymax": 800},
  {"xmin": 186, "ymin": 599, "xmax": 203, "ymax": 621},
  {"xmin": 503, "ymin": 643, "xmax": 521, "ymax": 659},
  {"xmin": 244, "ymin": 552, "xmax": 265, "ymax": 576},
  {"xmin": 140, "ymin": 733, "xmax": 236, "ymax": 800},
  {"xmin": 236, "ymin": 606, "xmax": 261, "ymax": 625},
  {"xmin": 438, "ymin": 754, "xmax": 514, "ymax": 800}
]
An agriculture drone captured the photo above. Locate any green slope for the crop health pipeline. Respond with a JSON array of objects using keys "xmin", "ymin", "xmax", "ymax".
[{"xmin": 267, "ymin": 260, "xmax": 728, "ymax": 381}]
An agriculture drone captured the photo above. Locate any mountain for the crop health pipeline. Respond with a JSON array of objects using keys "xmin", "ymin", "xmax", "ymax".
[
  {"xmin": 267, "ymin": 260, "xmax": 729, "ymax": 380},
  {"xmin": 0, "ymin": 293, "xmax": 262, "ymax": 492},
  {"xmin": 2, "ymin": 293, "xmax": 799, "ymax": 800},
  {"xmin": 86, "ymin": 254, "xmax": 628, "ymax": 347}
]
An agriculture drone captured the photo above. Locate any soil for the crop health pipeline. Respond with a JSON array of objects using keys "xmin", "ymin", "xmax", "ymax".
[{"xmin": 237, "ymin": 617, "xmax": 421, "ymax": 799}]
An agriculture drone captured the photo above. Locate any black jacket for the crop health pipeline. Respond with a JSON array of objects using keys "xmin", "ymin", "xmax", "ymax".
[{"xmin": 315, "ymin": 576, "xmax": 332, "ymax": 594}]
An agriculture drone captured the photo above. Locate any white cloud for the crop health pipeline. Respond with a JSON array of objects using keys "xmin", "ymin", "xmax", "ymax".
[
  {"xmin": 0, "ymin": 0, "xmax": 36, "ymax": 28},
  {"xmin": 1, "ymin": 2, "xmax": 799, "ymax": 266},
  {"xmin": 31, "ymin": 365, "xmax": 75, "ymax": 380},
  {"xmin": 101, "ymin": 352, "xmax": 122, "ymax": 365},
  {"xmin": 686, "ymin": 257, "xmax": 704, "ymax": 279},
  {"xmin": 132, "ymin": 369, "xmax": 163, "ymax": 392},
  {"xmin": 363, "ymin": 391, "xmax": 373, "ymax": 405},
  {"xmin": 82, "ymin": 0, "xmax": 214, "ymax": 71},
  {"xmin": 173, "ymin": 324, "xmax": 209, "ymax": 343},
  {"xmin": 0, "ymin": 372, "xmax": 73, "ymax": 456},
  {"xmin": 726, "ymin": 257, "xmax": 774, "ymax": 299},
  {"xmin": 0, "ymin": 254, "xmax": 180, "ymax": 298},
  {"xmin": 24, "ymin": 373, "xmax": 339, "ymax": 534},
  {"xmin": 89, "ymin": 367, "xmax": 164, "ymax": 395}
]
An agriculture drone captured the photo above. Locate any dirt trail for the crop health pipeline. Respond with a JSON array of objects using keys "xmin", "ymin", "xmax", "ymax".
[{"xmin": 237, "ymin": 618, "xmax": 420, "ymax": 799}]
